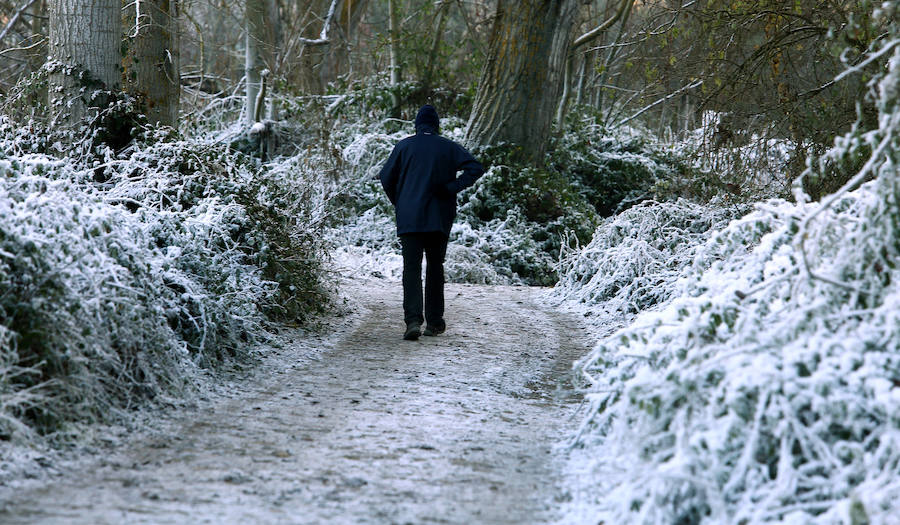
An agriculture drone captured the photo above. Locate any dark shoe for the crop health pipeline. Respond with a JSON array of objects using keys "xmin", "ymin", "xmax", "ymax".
[
  {"xmin": 423, "ymin": 324, "xmax": 445, "ymax": 336},
  {"xmin": 403, "ymin": 323, "xmax": 422, "ymax": 341}
]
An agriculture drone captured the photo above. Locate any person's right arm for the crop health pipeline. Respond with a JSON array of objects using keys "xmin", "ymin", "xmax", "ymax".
[{"xmin": 378, "ymin": 146, "xmax": 401, "ymax": 205}]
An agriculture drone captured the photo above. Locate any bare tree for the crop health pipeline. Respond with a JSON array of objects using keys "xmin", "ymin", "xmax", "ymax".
[
  {"xmin": 387, "ymin": 0, "xmax": 400, "ymax": 117},
  {"xmin": 245, "ymin": 0, "xmax": 277, "ymax": 124}
]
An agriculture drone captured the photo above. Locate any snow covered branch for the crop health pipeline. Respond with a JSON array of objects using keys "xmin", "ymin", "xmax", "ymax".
[{"xmin": 296, "ymin": 0, "xmax": 340, "ymax": 46}]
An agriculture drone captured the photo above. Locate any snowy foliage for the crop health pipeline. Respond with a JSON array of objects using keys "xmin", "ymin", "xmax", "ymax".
[
  {"xmin": 551, "ymin": 117, "xmax": 690, "ymax": 215},
  {"xmin": 553, "ymin": 199, "xmax": 736, "ymax": 315},
  {"xmin": 563, "ymin": 12, "xmax": 900, "ymax": 523},
  {"xmin": 0, "ymin": 127, "xmax": 328, "ymax": 439},
  {"xmin": 666, "ymin": 111, "xmax": 796, "ymax": 202}
]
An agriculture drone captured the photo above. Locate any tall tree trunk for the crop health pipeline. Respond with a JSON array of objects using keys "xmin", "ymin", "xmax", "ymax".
[
  {"xmin": 28, "ymin": 0, "xmax": 47, "ymax": 73},
  {"xmin": 387, "ymin": 0, "xmax": 401, "ymax": 118},
  {"xmin": 125, "ymin": 0, "xmax": 180, "ymax": 127},
  {"xmin": 574, "ymin": 50, "xmax": 589, "ymax": 107},
  {"xmin": 206, "ymin": 0, "xmax": 228, "ymax": 81},
  {"xmin": 596, "ymin": 0, "xmax": 632, "ymax": 118},
  {"xmin": 245, "ymin": 0, "xmax": 275, "ymax": 124},
  {"xmin": 422, "ymin": 0, "xmax": 451, "ymax": 92},
  {"xmin": 265, "ymin": 0, "xmax": 282, "ymax": 120},
  {"xmin": 47, "ymin": 0, "xmax": 121, "ymax": 126},
  {"xmin": 464, "ymin": 0, "xmax": 580, "ymax": 165}
]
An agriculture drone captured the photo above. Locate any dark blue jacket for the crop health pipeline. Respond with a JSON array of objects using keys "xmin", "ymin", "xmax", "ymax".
[{"xmin": 379, "ymin": 106, "xmax": 484, "ymax": 236}]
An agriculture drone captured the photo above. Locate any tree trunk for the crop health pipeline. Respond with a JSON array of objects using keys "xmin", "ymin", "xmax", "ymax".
[
  {"xmin": 245, "ymin": 0, "xmax": 275, "ymax": 124},
  {"xmin": 387, "ymin": 0, "xmax": 401, "ymax": 118},
  {"xmin": 205, "ymin": 0, "xmax": 228, "ymax": 81},
  {"xmin": 28, "ymin": 0, "xmax": 47, "ymax": 73},
  {"xmin": 422, "ymin": 0, "xmax": 451, "ymax": 92},
  {"xmin": 574, "ymin": 50, "xmax": 589, "ymax": 107},
  {"xmin": 125, "ymin": 0, "xmax": 180, "ymax": 127},
  {"xmin": 464, "ymin": 0, "xmax": 580, "ymax": 165},
  {"xmin": 47, "ymin": 0, "xmax": 121, "ymax": 126},
  {"xmin": 596, "ymin": 0, "xmax": 632, "ymax": 118}
]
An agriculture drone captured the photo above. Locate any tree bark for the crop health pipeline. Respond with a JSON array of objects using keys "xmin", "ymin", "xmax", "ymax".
[
  {"xmin": 47, "ymin": 0, "xmax": 121, "ymax": 126},
  {"xmin": 464, "ymin": 0, "xmax": 580, "ymax": 164},
  {"xmin": 387, "ymin": 0, "xmax": 401, "ymax": 118},
  {"xmin": 245, "ymin": 0, "xmax": 275, "ymax": 124},
  {"xmin": 125, "ymin": 0, "xmax": 180, "ymax": 127},
  {"xmin": 28, "ymin": 0, "xmax": 47, "ymax": 73}
]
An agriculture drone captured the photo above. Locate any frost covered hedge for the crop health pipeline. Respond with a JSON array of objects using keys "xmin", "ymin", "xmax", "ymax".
[
  {"xmin": 564, "ymin": 10, "xmax": 900, "ymax": 523},
  {"xmin": 0, "ymin": 127, "xmax": 328, "ymax": 439},
  {"xmin": 551, "ymin": 117, "xmax": 691, "ymax": 216}
]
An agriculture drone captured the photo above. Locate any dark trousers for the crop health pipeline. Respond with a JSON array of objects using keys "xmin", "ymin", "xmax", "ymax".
[{"xmin": 400, "ymin": 232, "xmax": 448, "ymax": 327}]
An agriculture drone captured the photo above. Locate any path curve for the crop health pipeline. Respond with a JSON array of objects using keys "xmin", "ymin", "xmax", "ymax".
[{"xmin": 0, "ymin": 278, "xmax": 588, "ymax": 524}]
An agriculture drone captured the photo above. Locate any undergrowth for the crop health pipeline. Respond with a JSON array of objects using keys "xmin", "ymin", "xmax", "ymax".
[{"xmin": 0, "ymin": 117, "xmax": 330, "ymax": 441}]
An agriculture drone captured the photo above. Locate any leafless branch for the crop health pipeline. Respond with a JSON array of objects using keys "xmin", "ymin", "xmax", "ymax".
[
  {"xmin": 0, "ymin": 0, "xmax": 38, "ymax": 43},
  {"xmin": 618, "ymin": 79, "xmax": 703, "ymax": 126},
  {"xmin": 572, "ymin": 0, "xmax": 633, "ymax": 49},
  {"xmin": 0, "ymin": 36, "xmax": 44, "ymax": 57},
  {"xmin": 297, "ymin": 0, "xmax": 340, "ymax": 46}
]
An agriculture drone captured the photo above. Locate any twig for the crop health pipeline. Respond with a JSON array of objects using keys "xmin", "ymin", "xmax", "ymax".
[
  {"xmin": 0, "ymin": 0, "xmax": 38, "ymax": 43},
  {"xmin": 618, "ymin": 80, "xmax": 703, "ymax": 126}
]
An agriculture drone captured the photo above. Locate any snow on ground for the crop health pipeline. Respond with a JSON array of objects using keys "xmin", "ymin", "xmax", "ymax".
[{"xmin": 0, "ymin": 264, "xmax": 591, "ymax": 524}]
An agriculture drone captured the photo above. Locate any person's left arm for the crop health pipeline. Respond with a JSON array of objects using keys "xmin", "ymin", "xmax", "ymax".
[{"xmin": 442, "ymin": 144, "xmax": 484, "ymax": 195}]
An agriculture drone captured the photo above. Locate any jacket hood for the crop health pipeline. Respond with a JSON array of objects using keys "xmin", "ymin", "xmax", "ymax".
[{"xmin": 414, "ymin": 105, "xmax": 440, "ymax": 134}]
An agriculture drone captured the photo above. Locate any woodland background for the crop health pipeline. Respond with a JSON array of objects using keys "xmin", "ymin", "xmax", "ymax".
[{"xmin": 2, "ymin": 1, "xmax": 900, "ymax": 523}]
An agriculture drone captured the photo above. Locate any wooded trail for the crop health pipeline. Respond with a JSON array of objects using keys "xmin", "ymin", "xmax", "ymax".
[{"xmin": 0, "ymin": 278, "xmax": 588, "ymax": 524}]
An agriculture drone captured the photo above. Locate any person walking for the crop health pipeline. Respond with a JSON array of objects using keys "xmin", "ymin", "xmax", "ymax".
[{"xmin": 378, "ymin": 105, "xmax": 485, "ymax": 340}]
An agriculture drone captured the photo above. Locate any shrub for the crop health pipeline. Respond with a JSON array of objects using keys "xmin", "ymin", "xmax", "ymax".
[
  {"xmin": 564, "ymin": 12, "xmax": 900, "ymax": 522},
  {"xmin": 456, "ymin": 163, "xmax": 599, "ymax": 285},
  {"xmin": 553, "ymin": 199, "xmax": 737, "ymax": 315},
  {"xmin": 551, "ymin": 113, "xmax": 692, "ymax": 215},
  {"xmin": 0, "ymin": 123, "xmax": 329, "ymax": 439}
]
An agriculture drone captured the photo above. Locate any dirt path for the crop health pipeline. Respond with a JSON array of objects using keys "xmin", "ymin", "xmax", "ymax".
[{"xmin": 0, "ymin": 278, "xmax": 588, "ymax": 524}]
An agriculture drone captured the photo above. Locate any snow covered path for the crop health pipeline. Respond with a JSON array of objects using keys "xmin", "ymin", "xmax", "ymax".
[{"xmin": 0, "ymin": 278, "xmax": 588, "ymax": 524}]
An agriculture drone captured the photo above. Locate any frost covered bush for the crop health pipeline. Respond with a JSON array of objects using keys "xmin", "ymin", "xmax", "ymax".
[
  {"xmin": 453, "ymin": 163, "xmax": 598, "ymax": 285},
  {"xmin": 551, "ymin": 116, "xmax": 690, "ymax": 216},
  {"xmin": 0, "ymin": 128, "xmax": 328, "ymax": 438},
  {"xmin": 554, "ymin": 199, "xmax": 736, "ymax": 315},
  {"xmin": 448, "ymin": 208, "xmax": 559, "ymax": 285},
  {"xmin": 566, "ymin": 13, "xmax": 900, "ymax": 523},
  {"xmin": 668, "ymin": 112, "xmax": 795, "ymax": 203}
]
